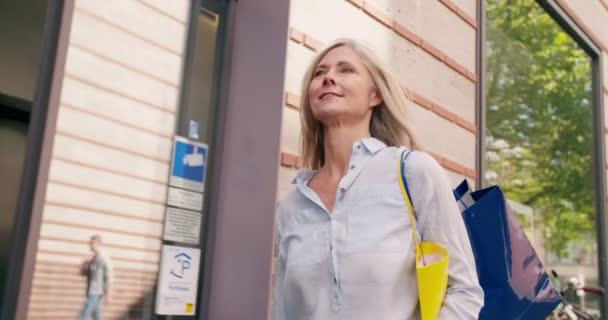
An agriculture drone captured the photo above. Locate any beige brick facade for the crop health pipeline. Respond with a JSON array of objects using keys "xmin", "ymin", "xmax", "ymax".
[{"xmin": 26, "ymin": 1, "xmax": 190, "ymax": 319}]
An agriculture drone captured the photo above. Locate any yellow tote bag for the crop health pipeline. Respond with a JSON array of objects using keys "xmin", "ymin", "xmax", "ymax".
[{"xmin": 398, "ymin": 150, "xmax": 449, "ymax": 320}]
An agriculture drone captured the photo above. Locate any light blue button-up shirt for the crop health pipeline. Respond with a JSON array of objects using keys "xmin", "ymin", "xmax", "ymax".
[{"xmin": 272, "ymin": 138, "xmax": 483, "ymax": 320}]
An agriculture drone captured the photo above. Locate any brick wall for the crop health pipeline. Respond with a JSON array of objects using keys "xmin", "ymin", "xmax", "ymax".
[{"xmin": 26, "ymin": 1, "xmax": 190, "ymax": 319}]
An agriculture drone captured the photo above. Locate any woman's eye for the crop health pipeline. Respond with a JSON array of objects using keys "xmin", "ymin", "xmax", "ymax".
[
  {"xmin": 313, "ymin": 70, "xmax": 326, "ymax": 77},
  {"xmin": 341, "ymin": 68, "xmax": 354, "ymax": 73}
]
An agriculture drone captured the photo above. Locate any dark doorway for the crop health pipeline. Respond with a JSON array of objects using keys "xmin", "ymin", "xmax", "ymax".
[{"xmin": 0, "ymin": 0, "xmax": 49, "ymax": 312}]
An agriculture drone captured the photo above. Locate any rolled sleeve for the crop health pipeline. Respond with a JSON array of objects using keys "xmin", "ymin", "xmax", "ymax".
[{"xmin": 406, "ymin": 152, "xmax": 484, "ymax": 319}]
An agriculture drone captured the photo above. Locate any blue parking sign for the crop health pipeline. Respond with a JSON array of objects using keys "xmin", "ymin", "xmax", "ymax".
[{"xmin": 170, "ymin": 136, "xmax": 208, "ymax": 192}]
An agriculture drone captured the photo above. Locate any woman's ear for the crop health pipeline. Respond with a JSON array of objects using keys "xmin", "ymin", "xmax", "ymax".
[{"xmin": 369, "ymin": 89, "xmax": 383, "ymax": 108}]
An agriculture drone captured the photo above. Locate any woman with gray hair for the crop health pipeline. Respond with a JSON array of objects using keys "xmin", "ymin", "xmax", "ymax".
[{"xmin": 272, "ymin": 39, "xmax": 483, "ymax": 319}]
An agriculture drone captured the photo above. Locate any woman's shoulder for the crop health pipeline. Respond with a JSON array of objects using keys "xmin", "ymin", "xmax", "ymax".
[
  {"xmin": 378, "ymin": 147, "xmax": 444, "ymax": 180},
  {"xmin": 379, "ymin": 146, "xmax": 441, "ymax": 170},
  {"xmin": 404, "ymin": 150, "xmax": 442, "ymax": 171}
]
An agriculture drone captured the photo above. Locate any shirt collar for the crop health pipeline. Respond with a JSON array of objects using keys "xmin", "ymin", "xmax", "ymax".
[
  {"xmin": 359, "ymin": 137, "xmax": 387, "ymax": 154},
  {"xmin": 292, "ymin": 169, "xmax": 317, "ymax": 184},
  {"xmin": 291, "ymin": 137, "xmax": 387, "ymax": 184}
]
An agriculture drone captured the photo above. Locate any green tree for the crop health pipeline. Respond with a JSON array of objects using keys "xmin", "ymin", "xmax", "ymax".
[{"xmin": 485, "ymin": 0, "xmax": 595, "ymax": 257}]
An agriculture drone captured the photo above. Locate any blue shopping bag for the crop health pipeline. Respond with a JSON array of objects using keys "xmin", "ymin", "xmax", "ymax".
[{"xmin": 453, "ymin": 180, "xmax": 561, "ymax": 320}]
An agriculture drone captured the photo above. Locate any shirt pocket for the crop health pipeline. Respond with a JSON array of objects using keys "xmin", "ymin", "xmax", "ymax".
[
  {"xmin": 282, "ymin": 221, "xmax": 329, "ymax": 267},
  {"xmin": 345, "ymin": 183, "xmax": 411, "ymax": 253}
]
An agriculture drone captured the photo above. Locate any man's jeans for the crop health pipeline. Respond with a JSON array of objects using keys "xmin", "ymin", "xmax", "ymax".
[{"xmin": 78, "ymin": 294, "xmax": 103, "ymax": 320}]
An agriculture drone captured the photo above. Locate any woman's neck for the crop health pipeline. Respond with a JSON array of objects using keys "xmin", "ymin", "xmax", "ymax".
[{"xmin": 320, "ymin": 123, "xmax": 370, "ymax": 180}]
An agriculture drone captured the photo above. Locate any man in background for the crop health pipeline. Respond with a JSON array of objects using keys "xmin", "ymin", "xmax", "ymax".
[{"xmin": 78, "ymin": 234, "xmax": 112, "ymax": 320}]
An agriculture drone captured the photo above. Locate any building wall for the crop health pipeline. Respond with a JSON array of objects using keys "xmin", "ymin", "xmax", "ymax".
[
  {"xmin": 25, "ymin": 1, "xmax": 190, "ymax": 319},
  {"xmin": 278, "ymin": 0, "xmax": 479, "ymax": 201}
]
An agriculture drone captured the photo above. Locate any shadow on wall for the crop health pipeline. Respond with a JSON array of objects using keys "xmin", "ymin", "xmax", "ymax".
[{"xmin": 120, "ymin": 289, "xmax": 153, "ymax": 320}]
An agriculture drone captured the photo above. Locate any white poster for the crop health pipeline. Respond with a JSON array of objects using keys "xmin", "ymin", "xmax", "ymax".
[
  {"xmin": 155, "ymin": 245, "xmax": 201, "ymax": 315},
  {"xmin": 163, "ymin": 207, "xmax": 202, "ymax": 245},
  {"xmin": 167, "ymin": 187, "xmax": 203, "ymax": 211}
]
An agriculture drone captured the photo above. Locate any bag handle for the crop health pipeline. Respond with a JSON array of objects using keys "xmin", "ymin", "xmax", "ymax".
[{"xmin": 398, "ymin": 149, "xmax": 423, "ymax": 262}]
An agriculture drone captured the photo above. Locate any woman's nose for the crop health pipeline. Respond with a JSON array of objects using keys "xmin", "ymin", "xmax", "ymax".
[{"xmin": 322, "ymin": 74, "xmax": 336, "ymax": 86}]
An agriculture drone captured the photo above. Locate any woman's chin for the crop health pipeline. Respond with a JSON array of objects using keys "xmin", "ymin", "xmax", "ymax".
[
  {"xmin": 312, "ymin": 104, "xmax": 348, "ymax": 119},
  {"xmin": 314, "ymin": 111, "xmax": 347, "ymax": 125}
]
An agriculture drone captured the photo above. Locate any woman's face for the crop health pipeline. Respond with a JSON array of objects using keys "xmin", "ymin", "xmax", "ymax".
[{"xmin": 308, "ymin": 46, "xmax": 382, "ymax": 126}]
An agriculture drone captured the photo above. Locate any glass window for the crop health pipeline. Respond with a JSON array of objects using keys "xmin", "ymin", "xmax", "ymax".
[
  {"xmin": 485, "ymin": 0, "xmax": 601, "ymax": 316},
  {"xmin": 142, "ymin": 1, "xmax": 229, "ymax": 319},
  {"xmin": 177, "ymin": 7, "xmax": 223, "ymax": 143}
]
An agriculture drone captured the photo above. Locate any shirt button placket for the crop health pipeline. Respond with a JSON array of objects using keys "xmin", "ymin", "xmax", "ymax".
[
  {"xmin": 329, "ymin": 202, "xmax": 341, "ymax": 311},
  {"xmin": 329, "ymin": 221, "xmax": 337, "ymax": 285},
  {"xmin": 332, "ymin": 287, "xmax": 341, "ymax": 311}
]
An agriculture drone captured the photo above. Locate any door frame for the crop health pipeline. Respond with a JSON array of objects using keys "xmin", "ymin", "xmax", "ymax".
[{"xmin": 1, "ymin": 1, "xmax": 74, "ymax": 319}]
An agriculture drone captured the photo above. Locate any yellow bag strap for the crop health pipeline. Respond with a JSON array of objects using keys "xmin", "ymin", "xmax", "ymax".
[{"xmin": 398, "ymin": 150, "xmax": 422, "ymax": 261}]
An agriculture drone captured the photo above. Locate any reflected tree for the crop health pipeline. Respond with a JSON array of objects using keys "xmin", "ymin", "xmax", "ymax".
[{"xmin": 485, "ymin": 0, "xmax": 595, "ymax": 257}]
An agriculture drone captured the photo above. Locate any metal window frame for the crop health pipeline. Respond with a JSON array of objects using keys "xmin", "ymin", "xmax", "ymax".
[
  {"xmin": 0, "ymin": 1, "xmax": 74, "ymax": 319},
  {"xmin": 477, "ymin": 0, "xmax": 608, "ymax": 315},
  {"xmin": 173, "ymin": 0, "xmax": 233, "ymax": 318}
]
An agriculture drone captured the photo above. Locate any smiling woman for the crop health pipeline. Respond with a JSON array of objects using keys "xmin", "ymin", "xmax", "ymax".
[
  {"xmin": 272, "ymin": 39, "xmax": 484, "ymax": 320},
  {"xmin": 299, "ymin": 39, "xmax": 420, "ymax": 171},
  {"xmin": 308, "ymin": 47, "xmax": 382, "ymax": 134}
]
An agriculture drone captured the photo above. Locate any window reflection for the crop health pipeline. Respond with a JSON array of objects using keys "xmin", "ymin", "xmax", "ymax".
[{"xmin": 485, "ymin": 0, "xmax": 600, "ymax": 316}]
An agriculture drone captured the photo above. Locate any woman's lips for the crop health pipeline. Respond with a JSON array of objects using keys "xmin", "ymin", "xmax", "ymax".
[{"xmin": 319, "ymin": 92, "xmax": 344, "ymax": 99}]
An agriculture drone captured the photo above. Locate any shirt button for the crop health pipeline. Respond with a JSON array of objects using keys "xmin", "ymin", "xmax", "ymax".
[
  {"xmin": 356, "ymin": 144, "xmax": 361, "ymax": 149},
  {"xmin": 350, "ymin": 164, "xmax": 355, "ymax": 170},
  {"xmin": 339, "ymin": 187, "xmax": 346, "ymax": 193}
]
